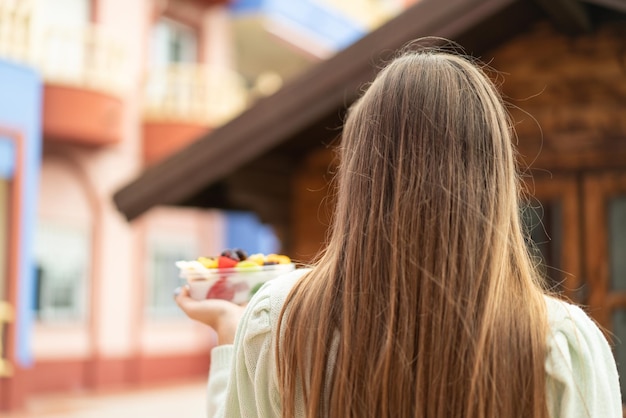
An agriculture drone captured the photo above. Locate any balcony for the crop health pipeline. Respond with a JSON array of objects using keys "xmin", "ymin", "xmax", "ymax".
[
  {"xmin": 142, "ymin": 64, "xmax": 249, "ymax": 165},
  {"xmin": 36, "ymin": 25, "xmax": 127, "ymax": 146},
  {"xmin": 0, "ymin": 3, "xmax": 127, "ymax": 146}
]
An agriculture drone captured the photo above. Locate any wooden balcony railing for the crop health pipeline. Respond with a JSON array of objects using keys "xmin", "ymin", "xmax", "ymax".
[
  {"xmin": 143, "ymin": 64, "xmax": 249, "ymax": 126},
  {"xmin": 33, "ymin": 25, "xmax": 127, "ymax": 94},
  {"xmin": 0, "ymin": 0, "xmax": 31, "ymax": 63},
  {"xmin": 0, "ymin": 1, "xmax": 128, "ymax": 95}
]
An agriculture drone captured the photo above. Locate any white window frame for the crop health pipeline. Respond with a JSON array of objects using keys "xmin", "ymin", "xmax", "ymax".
[
  {"xmin": 34, "ymin": 220, "xmax": 90, "ymax": 323},
  {"xmin": 145, "ymin": 233, "xmax": 198, "ymax": 319},
  {"xmin": 150, "ymin": 17, "xmax": 198, "ymax": 67}
]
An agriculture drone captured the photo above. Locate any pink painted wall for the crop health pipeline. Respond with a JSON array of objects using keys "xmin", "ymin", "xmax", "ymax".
[{"xmin": 33, "ymin": 0, "xmax": 230, "ymax": 374}]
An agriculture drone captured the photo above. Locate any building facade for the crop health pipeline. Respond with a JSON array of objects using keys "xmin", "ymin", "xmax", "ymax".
[
  {"xmin": 0, "ymin": 0, "xmax": 266, "ymax": 411},
  {"xmin": 0, "ymin": 0, "xmax": 427, "ymax": 411},
  {"xmin": 0, "ymin": 56, "xmax": 42, "ymax": 411},
  {"xmin": 114, "ymin": 0, "xmax": 626, "ymax": 406}
]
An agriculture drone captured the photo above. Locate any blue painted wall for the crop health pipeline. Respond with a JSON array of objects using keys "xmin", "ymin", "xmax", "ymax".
[
  {"xmin": 0, "ymin": 58, "xmax": 42, "ymax": 367},
  {"xmin": 230, "ymin": 0, "xmax": 365, "ymax": 51},
  {"xmin": 0, "ymin": 138, "xmax": 16, "ymax": 179},
  {"xmin": 225, "ymin": 0, "xmax": 363, "ymax": 256},
  {"xmin": 225, "ymin": 211, "xmax": 279, "ymax": 256}
]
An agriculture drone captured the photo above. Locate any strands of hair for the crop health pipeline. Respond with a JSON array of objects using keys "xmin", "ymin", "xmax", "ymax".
[{"xmin": 277, "ymin": 40, "xmax": 550, "ymax": 418}]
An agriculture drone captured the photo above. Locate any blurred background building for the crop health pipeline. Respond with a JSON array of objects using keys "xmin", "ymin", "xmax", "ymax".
[
  {"xmin": 0, "ymin": 0, "xmax": 414, "ymax": 412},
  {"xmin": 115, "ymin": 0, "xmax": 626, "ymax": 408},
  {"xmin": 1, "ymin": 0, "xmax": 625, "ymax": 414}
]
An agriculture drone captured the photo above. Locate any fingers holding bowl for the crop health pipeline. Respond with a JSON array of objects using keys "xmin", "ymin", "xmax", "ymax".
[{"xmin": 174, "ymin": 285, "xmax": 244, "ymax": 345}]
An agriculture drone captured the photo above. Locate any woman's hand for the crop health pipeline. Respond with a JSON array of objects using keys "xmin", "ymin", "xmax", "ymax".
[{"xmin": 174, "ymin": 286, "xmax": 245, "ymax": 345}]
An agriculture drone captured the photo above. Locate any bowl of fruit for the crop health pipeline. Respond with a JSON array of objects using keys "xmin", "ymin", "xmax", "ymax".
[{"xmin": 176, "ymin": 249, "xmax": 295, "ymax": 304}]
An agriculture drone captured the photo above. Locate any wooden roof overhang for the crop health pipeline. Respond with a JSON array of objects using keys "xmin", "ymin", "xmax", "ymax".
[{"xmin": 113, "ymin": 0, "xmax": 620, "ymax": 228}]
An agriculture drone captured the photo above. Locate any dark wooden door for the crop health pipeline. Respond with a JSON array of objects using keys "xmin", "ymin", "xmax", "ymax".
[
  {"xmin": 529, "ymin": 171, "xmax": 626, "ymax": 400},
  {"xmin": 583, "ymin": 172, "xmax": 626, "ymax": 400}
]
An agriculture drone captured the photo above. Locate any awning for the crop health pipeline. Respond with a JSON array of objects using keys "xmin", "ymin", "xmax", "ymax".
[{"xmin": 114, "ymin": 0, "xmax": 588, "ymax": 223}]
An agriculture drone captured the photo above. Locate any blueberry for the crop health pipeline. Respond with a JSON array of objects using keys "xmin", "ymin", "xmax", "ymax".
[
  {"xmin": 234, "ymin": 248, "xmax": 248, "ymax": 261},
  {"xmin": 221, "ymin": 249, "xmax": 240, "ymax": 261}
]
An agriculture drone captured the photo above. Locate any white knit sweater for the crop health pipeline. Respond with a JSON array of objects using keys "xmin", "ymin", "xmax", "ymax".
[{"xmin": 206, "ymin": 269, "xmax": 622, "ymax": 417}]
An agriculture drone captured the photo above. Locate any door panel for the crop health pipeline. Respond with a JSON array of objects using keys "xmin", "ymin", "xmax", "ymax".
[
  {"xmin": 583, "ymin": 172, "xmax": 626, "ymax": 401},
  {"xmin": 583, "ymin": 173, "xmax": 626, "ymax": 326}
]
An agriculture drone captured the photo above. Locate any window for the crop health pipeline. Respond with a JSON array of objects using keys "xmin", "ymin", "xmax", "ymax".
[
  {"xmin": 146, "ymin": 235, "xmax": 197, "ymax": 318},
  {"xmin": 608, "ymin": 196, "xmax": 626, "ymax": 399},
  {"xmin": 34, "ymin": 221, "xmax": 90, "ymax": 322},
  {"xmin": 521, "ymin": 197, "xmax": 564, "ymax": 292},
  {"xmin": 608, "ymin": 196, "xmax": 626, "ymax": 292},
  {"xmin": 150, "ymin": 17, "xmax": 198, "ymax": 67},
  {"xmin": 146, "ymin": 17, "xmax": 200, "ymax": 118}
]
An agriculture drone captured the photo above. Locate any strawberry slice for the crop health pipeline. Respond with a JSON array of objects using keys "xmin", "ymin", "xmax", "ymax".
[
  {"xmin": 217, "ymin": 255, "xmax": 238, "ymax": 269},
  {"xmin": 206, "ymin": 277, "xmax": 235, "ymax": 301}
]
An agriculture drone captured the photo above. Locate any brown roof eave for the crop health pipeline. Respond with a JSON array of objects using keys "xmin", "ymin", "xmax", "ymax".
[{"xmin": 113, "ymin": 0, "xmax": 533, "ymax": 221}]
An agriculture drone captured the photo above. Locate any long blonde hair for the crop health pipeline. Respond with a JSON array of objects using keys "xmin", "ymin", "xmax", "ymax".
[{"xmin": 277, "ymin": 49, "xmax": 549, "ymax": 418}]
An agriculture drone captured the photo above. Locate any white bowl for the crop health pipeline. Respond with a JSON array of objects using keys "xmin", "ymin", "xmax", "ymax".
[{"xmin": 177, "ymin": 261, "xmax": 295, "ymax": 304}]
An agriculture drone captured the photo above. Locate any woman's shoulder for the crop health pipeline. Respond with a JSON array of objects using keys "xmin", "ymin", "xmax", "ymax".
[
  {"xmin": 253, "ymin": 267, "xmax": 310, "ymax": 302},
  {"xmin": 542, "ymin": 295, "xmax": 622, "ymax": 417},
  {"xmin": 542, "ymin": 294, "xmax": 610, "ymax": 361},
  {"xmin": 543, "ymin": 295, "xmax": 596, "ymax": 332},
  {"xmin": 256, "ymin": 267, "xmax": 310, "ymax": 297},
  {"xmin": 245, "ymin": 268, "xmax": 311, "ymax": 323}
]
